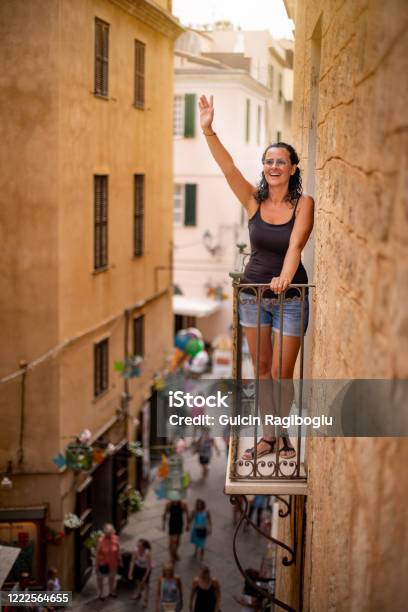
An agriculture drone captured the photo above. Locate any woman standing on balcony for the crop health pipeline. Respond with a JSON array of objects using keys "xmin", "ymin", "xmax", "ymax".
[{"xmin": 199, "ymin": 95, "xmax": 314, "ymax": 460}]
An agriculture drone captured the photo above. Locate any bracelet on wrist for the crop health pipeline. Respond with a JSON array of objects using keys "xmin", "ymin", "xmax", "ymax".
[{"xmin": 203, "ymin": 130, "xmax": 216, "ymax": 136}]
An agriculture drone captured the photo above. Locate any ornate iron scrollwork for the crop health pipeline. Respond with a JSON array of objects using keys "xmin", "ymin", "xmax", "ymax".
[
  {"xmin": 274, "ymin": 495, "xmax": 292, "ymax": 518},
  {"xmin": 230, "ymin": 495, "xmax": 296, "ymax": 612}
]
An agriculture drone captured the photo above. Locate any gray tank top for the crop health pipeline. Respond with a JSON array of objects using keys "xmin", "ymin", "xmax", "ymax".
[{"xmin": 242, "ymin": 200, "xmax": 308, "ymax": 298}]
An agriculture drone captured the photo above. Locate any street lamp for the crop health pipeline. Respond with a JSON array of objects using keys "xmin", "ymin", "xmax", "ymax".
[{"xmin": 202, "ymin": 230, "xmax": 222, "ymax": 256}]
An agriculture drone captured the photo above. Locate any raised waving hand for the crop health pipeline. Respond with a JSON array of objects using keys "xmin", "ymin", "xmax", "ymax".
[{"xmin": 199, "ymin": 95, "xmax": 214, "ymax": 131}]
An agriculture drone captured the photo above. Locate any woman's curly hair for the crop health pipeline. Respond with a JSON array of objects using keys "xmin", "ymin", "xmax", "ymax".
[{"xmin": 255, "ymin": 142, "xmax": 302, "ymax": 207}]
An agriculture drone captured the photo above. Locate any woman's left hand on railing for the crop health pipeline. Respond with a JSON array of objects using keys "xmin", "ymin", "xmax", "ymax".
[{"xmin": 270, "ymin": 276, "xmax": 291, "ymax": 294}]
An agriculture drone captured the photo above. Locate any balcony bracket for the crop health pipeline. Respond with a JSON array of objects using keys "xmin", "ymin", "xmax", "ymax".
[
  {"xmin": 230, "ymin": 494, "xmax": 296, "ymax": 612},
  {"xmin": 274, "ymin": 494, "xmax": 292, "ymax": 518}
]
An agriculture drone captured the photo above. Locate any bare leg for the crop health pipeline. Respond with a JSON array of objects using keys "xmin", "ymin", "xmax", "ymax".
[
  {"xmin": 142, "ymin": 582, "xmax": 149, "ymax": 607},
  {"xmin": 242, "ymin": 326, "xmax": 274, "ymax": 457},
  {"xmin": 108, "ymin": 571, "xmax": 116, "ymax": 596},
  {"xmin": 96, "ymin": 572, "xmax": 104, "ymax": 598},
  {"xmin": 271, "ymin": 332, "xmax": 301, "ymax": 457},
  {"xmin": 174, "ymin": 534, "xmax": 181, "ymax": 561},
  {"xmin": 242, "ymin": 327, "xmax": 301, "ymax": 458}
]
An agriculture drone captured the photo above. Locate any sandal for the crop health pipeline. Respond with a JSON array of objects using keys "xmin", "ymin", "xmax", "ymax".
[
  {"xmin": 278, "ymin": 436, "xmax": 296, "ymax": 460},
  {"xmin": 243, "ymin": 438, "xmax": 276, "ymax": 460}
]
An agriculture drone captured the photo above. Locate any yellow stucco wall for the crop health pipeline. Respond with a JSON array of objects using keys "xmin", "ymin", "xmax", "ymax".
[
  {"xmin": 0, "ymin": 0, "xmax": 180, "ymax": 588},
  {"xmin": 275, "ymin": 1, "xmax": 408, "ymax": 610}
]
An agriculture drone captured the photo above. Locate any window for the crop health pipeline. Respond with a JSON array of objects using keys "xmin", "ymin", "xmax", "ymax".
[
  {"xmin": 278, "ymin": 73, "xmax": 283, "ymax": 103},
  {"xmin": 184, "ymin": 94, "xmax": 196, "ymax": 137},
  {"xmin": 94, "ymin": 175, "xmax": 108, "ymax": 270},
  {"xmin": 94, "ymin": 18, "xmax": 109, "ymax": 97},
  {"xmin": 173, "ymin": 94, "xmax": 196, "ymax": 137},
  {"xmin": 173, "ymin": 95, "xmax": 184, "ymax": 136},
  {"xmin": 257, "ymin": 105, "xmax": 262, "ymax": 145},
  {"xmin": 173, "ymin": 184, "xmax": 197, "ymax": 227},
  {"xmin": 245, "ymin": 99, "xmax": 251, "ymax": 142},
  {"xmin": 174, "ymin": 184, "xmax": 184, "ymax": 226},
  {"xmin": 94, "ymin": 338, "xmax": 109, "ymax": 397},
  {"xmin": 268, "ymin": 64, "xmax": 274, "ymax": 91},
  {"xmin": 133, "ymin": 315, "xmax": 145, "ymax": 357},
  {"xmin": 133, "ymin": 174, "xmax": 144, "ymax": 257},
  {"xmin": 134, "ymin": 40, "xmax": 145, "ymax": 109}
]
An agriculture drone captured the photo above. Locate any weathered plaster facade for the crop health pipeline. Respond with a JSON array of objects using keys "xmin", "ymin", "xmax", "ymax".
[
  {"xmin": 275, "ymin": 1, "xmax": 408, "ymax": 610},
  {"xmin": 0, "ymin": 0, "xmax": 182, "ymax": 588}
]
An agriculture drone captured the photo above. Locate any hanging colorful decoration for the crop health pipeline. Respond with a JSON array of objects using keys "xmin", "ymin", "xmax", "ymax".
[
  {"xmin": 52, "ymin": 430, "xmax": 117, "ymax": 472},
  {"xmin": 153, "ymin": 373, "xmax": 167, "ymax": 391},
  {"xmin": 127, "ymin": 441, "xmax": 144, "ymax": 457},
  {"xmin": 92, "ymin": 447, "xmax": 106, "ymax": 465},
  {"xmin": 154, "ymin": 452, "xmax": 190, "ymax": 501},
  {"xmin": 205, "ymin": 283, "xmax": 228, "ymax": 301},
  {"xmin": 65, "ymin": 441, "xmax": 93, "ymax": 471},
  {"xmin": 79, "ymin": 429, "xmax": 92, "ymax": 444},
  {"xmin": 52, "ymin": 453, "xmax": 67, "ymax": 470},
  {"xmin": 114, "ymin": 355, "xmax": 143, "ymax": 378},
  {"xmin": 170, "ymin": 328, "xmax": 206, "ymax": 372}
]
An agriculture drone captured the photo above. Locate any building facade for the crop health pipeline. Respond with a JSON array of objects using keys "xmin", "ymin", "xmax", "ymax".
[
  {"xmin": 272, "ymin": 0, "xmax": 408, "ymax": 609},
  {"xmin": 173, "ymin": 27, "xmax": 293, "ymax": 341},
  {"xmin": 0, "ymin": 0, "xmax": 182, "ymax": 590}
]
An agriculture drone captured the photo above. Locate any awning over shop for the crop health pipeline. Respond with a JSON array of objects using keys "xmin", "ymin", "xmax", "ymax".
[
  {"xmin": 0, "ymin": 545, "xmax": 20, "ymax": 587},
  {"xmin": 173, "ymin": 296, "xmax": 222, "ymax": 318}
]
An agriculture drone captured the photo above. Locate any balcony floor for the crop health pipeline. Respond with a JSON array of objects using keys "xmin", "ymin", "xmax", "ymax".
[{"xmin": 225, "ymin": 436, "xmax": 308, "ymax": 496}]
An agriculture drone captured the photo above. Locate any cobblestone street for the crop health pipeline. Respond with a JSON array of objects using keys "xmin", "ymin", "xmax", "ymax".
[{"xmin": 72, "ymin": 446, "xmax": 270, "ymax": 612}]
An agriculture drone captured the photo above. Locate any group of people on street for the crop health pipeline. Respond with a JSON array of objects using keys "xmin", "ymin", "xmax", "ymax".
[
  {"xmin": 162, "ymin": 498, "xmax": 212, "ymax": 563},
  {"xmin": 95, "ymin": 495, "xmax": 219, "ymax": 610}
]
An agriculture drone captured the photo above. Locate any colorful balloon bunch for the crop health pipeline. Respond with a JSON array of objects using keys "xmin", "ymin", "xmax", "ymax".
[{"xmin": 170, "ymin": 328, "xmax": 207, "ymax": 372}]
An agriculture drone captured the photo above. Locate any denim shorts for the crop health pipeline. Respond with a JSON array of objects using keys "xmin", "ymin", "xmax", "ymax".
[{"xmin": 238, "ymin": 293, "xmax": 309, "ymax": 337}]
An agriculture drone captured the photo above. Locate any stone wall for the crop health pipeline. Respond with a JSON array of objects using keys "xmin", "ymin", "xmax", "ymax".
[{"xmin": 275, "ymin": 1, "xmax": 408, "ymax": 610}]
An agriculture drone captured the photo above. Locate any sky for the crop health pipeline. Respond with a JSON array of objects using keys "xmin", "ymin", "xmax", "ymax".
[{"xmin": 172, "ymin": 0, "xmax": 294, "ymax": 39}]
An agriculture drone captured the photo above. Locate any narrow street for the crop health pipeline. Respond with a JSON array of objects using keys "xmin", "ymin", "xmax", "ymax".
[{"xmin": 72, "ymin": 447, "xmax": 270, "ymax": 611}]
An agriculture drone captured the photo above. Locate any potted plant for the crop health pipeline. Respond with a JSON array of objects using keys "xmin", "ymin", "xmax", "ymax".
[
  {"xmin": 118, "ymin": 486, "xmax": 143, "ymax": 513},
  {"xmin": 64, "ymin": 512, "xmax": 83, "ymax": 534}
]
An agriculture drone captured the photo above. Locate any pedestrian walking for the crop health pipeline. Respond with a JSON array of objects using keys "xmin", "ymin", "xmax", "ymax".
[
  {"xmin": 162, "ymin": 499, "xmax": 189, "ymax": 563},
  {"xmin": 5, "ymin": 572, "xmax": 39, "ymax": 612},
  {"xmin": 156, "ymin": 563, "xmax": 183, "ymax": 612},
  {"xmin": 195, "ymin": 430, "xmax": 219, "ymax": 479},
  {"xmin": 248, "ymin": 495, "xmax": 270, "ymax": 528},
  {"xmin": 46, "ymin": 567, "xmax": 61, "ymax": 592},
  {"xmin": 190, "ymin": 565, "xmax": 220, "ymax": 612},
  {"xmin": 95, "ymin": 523, "xmax": 121, "ymax": 599},
  {"xmin": 128, "ymin": 539, "xmax": 152, "ymax": 606},
  {"xmin": 44, "ymin": 568, "xmax": 61, "ymax": 611},
  {"xmin": 234, "ymin": 568, "xmax": 263, "ymax": 611},
  {"xmin": 189, "ymin": 499, "xmax": 211, "ymax": 561}
]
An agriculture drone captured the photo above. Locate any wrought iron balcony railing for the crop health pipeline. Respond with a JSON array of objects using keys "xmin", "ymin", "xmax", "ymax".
[
  {"xmin": 224, "ymin": 275, "xmax": 314, "ymax": 611},
  {"xmin": 225, "ymin": 278, "xmax": 314, "ymax": 496}
]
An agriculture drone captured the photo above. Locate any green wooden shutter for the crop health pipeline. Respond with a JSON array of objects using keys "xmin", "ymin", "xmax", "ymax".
[
  {"xmin": 184, "ymin": 184, "xmax": 197, "ymax": 226},
  {"xmin": 184, "ymin": 94, "xmax": 196, "ymax": 138}
]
